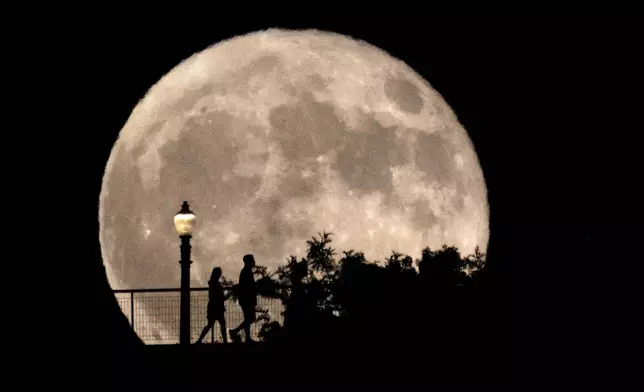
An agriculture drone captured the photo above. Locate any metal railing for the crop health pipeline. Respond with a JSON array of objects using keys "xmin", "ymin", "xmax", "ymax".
[{"xmin": 113, "ymin": 287, "xmax": 284, "ymax": 344}]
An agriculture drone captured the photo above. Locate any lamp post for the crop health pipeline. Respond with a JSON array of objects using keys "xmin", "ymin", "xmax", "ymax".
[{"xmin": 174, "ymin": 201, "xmax": 196, "ymax": 345}]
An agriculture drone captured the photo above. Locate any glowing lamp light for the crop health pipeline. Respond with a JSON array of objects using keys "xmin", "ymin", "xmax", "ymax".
[{"xmin": 174, "ymin": 201, "xmax": 196, "ymax": 236}]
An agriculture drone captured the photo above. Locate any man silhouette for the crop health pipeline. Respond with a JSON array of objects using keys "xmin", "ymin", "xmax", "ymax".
[{"xmin": 229, "ymin": 254, "xmax": 257, "ymax": 343}]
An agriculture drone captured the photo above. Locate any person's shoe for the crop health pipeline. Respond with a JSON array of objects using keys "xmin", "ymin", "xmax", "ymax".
[{"xmin": 229, "ymin": 329, "xmax": 241, "ymax": 342}]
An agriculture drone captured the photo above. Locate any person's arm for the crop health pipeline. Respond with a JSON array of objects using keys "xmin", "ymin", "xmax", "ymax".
[{"xmin": 229, "ymin": 283, "xmax": 240, "ymax": 301}]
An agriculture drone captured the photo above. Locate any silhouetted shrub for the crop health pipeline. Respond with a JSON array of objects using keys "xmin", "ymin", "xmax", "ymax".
[{"xmin": 254, "ymin": 230, "xmax": 490, "ymax": 344}]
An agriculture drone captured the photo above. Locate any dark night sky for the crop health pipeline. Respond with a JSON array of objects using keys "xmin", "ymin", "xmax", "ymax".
[
  {"xmin": 47, "ymin": 15, "xmax": 640, "ymax": 384},
  {"xmin": 75, "ymin": 17, "xmax": 639, "ymax": 280}
]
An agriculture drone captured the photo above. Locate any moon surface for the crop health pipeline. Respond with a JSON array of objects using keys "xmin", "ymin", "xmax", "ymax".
[{"xmin": 99, "ymin": 29, "xmax": 489, "ymax": 292}]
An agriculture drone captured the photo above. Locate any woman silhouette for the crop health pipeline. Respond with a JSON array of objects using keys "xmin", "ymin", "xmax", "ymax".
[{"xmin": 196, "ymin": 267, "xmax": 229, "ymax": 344}]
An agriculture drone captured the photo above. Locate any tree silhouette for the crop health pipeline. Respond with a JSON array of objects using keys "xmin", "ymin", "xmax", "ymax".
[
  {"xmin": 418, "ymin": 244, "xmax": 467, "ymax": 288},
  {"xmin": 385, "ymin": 250, "xmax": 415, "ymax": 273},
  {"xmin": 305, "ymin": 231, "xmax": 338, "ymax": 283},
  {"xmin": 255, "ymin": 230, "xmax": 491, "ymax": 346},
  {"xmin": 464, "ymin": 245, "xmax": 487, "ymax": 287}
]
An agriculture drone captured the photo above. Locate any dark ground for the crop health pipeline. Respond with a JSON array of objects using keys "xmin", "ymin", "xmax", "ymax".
[
  {"xmin": 99, "ymin": 283, "xmax": 509, "ymax": 389},
  {"xmin": 128, "ymin": 337, "xmax": 506, "ymax": 388}
]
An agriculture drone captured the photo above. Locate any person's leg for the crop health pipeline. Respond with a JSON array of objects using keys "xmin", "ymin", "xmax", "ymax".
[
  {"xmin": 242, "ymin": 306, "xmax": 256, "ymax": 342},
  {"xmin": 219, "ymin": 318, "xmax": 228, "ymax": 343},
  {"xmin": 231, "ymin": 306, "xmax": 245, "ymax": 333},
  {"xmin": 196, "ymin": 322, "xmax": 213, "ymax": 343},
  {"xmin": 231, "ymin": 303, "xmax": 249, "ymax": 333},
  {"xmin": 229, "ymin": 311, "xmax": 244, "ymax": 342},
  {"xmin": 243, "ymin": 320, "xmax": 252, "ymax": 341}
]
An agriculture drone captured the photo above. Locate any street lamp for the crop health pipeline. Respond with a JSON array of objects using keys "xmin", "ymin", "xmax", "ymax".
[{"xmin": 174, "ymin": 201, "xmax": 196, "ymax": 345}]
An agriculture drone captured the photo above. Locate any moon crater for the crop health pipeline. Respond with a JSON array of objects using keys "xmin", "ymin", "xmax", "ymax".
[{"xmin": 385, "ymin": 76, "xmax": 424, "ymax": 114}]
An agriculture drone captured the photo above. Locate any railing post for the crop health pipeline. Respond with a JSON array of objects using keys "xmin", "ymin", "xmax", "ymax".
[{"xmin": 130, "ymin": 291, "xmax": 135, "ymax": 329}]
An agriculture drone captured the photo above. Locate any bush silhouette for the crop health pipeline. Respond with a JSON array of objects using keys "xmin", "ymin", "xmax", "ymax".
[{"xmin": 254, "ymin": 230, "xmax": 490, "ymax": 347}]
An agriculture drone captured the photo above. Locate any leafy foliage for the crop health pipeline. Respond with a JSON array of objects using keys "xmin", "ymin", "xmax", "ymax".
[{"xmin": 247, "ymin": 230, "xmax": 489, "ymax": 342}]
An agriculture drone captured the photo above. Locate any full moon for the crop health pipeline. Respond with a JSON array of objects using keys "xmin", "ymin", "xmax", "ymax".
[{"xmin": 99, "ymin": 29, "xmax": 489, "ymax": 291}]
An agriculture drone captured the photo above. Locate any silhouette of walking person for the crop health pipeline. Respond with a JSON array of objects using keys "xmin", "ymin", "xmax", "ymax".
[
  {"xmin": 196, "ymin": 267, "xmax": 229, "ymax": 344},
  {"xmin": 229, "ymin": 254, "xmax": 257, "ymax": 343}
]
